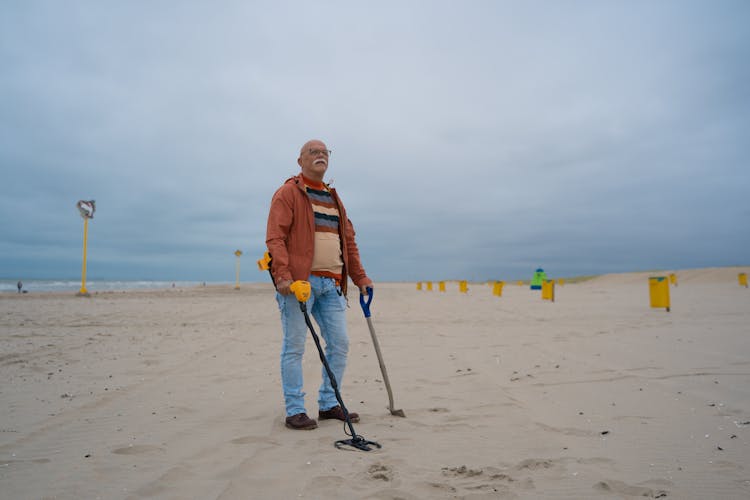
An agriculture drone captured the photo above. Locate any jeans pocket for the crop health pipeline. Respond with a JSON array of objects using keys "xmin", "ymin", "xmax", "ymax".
[{"xmin": 335, "ymin": 288, "xmax": 347, "ymax": 311}]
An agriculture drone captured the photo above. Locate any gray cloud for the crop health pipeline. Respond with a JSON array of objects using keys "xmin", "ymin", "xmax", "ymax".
[{"xmin": 2, "ymin": 1, "xmax": 748, "ymax": 283}]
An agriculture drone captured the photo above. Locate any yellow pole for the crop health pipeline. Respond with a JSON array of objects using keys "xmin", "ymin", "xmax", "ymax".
[
  {"xmin": 78, "ymin": 217, "xmax": 89, "ymax": 296},
  {"xmin": 234, "ymin": 250, "xmax": 242, "ymax": 289}
]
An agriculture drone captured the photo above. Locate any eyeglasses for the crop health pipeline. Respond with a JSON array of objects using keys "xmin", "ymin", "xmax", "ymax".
[{"xmin": 308, "ymin": 148, "xmax": 332, "ymax": 157}]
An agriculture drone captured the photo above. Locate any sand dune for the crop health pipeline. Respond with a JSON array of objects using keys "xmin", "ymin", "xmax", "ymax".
[
  {"xmin": 588, "ymin": 267, "xmax": 747, "ymax": 286},
  {"xmin": 1, "ymin": 267, "xmax": 748, "ymax": 499}
]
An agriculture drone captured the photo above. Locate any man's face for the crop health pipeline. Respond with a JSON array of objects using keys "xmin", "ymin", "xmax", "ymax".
[{"xmin": 298, "ymin": 141, "xmax": 330, "ymax": 181}]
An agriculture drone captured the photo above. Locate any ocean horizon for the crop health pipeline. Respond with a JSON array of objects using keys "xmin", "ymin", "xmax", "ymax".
[{"xmin": 0, "ymin": 279, "xmax": 240, "ymax": 293}]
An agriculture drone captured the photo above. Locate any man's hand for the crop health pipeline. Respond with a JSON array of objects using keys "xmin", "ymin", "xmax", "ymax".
[
  {"xmin": 359, "ymin": 282, "xmax": 374, "ymax": 296},
  {"xmin": 276, "ymin": 279, "xmax": 293, "ymax": 295}
]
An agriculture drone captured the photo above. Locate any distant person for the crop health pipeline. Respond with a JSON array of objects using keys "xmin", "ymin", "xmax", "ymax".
[
  {"xmin": 265, "ymin": 139, "xmax": 373, "ymax": 430},
  {"xmin": 17, "ymin": 280, "xmax": 22, "ymax": 293}
]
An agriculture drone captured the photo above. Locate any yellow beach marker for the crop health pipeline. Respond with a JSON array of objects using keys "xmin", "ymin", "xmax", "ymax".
[
  {"xmin": 76, "ymin": 200, "xmax": 95, "ymax": 296},
  {"xmin": 649, "ymin": 276, "xmax": 670, "ymax": 312},
  {"xmin": 739, "ymin": 273, "xmax": 748, "ymax": 288},
  {"xmin": 234, "ymin": 249, "xmax": 243, "ymax": 289},
  {"xmin": 542, "ymin": 279, "xmax": 555, "ymax": 302}
]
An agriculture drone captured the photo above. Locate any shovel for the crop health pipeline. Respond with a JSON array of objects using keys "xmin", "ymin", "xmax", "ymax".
[{"xmin": 360, "ymin": 287, "xmax": 406, "ymax": 417}]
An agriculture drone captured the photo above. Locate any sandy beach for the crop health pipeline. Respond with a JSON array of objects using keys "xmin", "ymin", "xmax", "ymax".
[{"xmin": 1, "ymin": 267, "xmax": 748, "ymax": 499}]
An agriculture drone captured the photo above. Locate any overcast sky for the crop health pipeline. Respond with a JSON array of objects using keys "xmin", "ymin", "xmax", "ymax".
[{"xmin": 2, "ymin": 1, "xmax": 748, "ymax": 283}]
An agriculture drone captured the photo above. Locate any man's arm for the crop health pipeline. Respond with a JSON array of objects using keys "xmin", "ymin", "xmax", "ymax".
[{"xmin": 266, "ymin": 187, "xmax": 294, "ymax": 294}]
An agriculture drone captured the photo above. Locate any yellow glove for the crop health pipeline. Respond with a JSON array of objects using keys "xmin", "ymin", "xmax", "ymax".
[{"xmin": 290, "ymin": 280, "xmax": 311, "ymax": 303}]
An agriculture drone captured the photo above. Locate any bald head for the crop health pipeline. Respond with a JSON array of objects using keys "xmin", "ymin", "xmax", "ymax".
[{"xmin": 300, "ymin": 139, "xmax": 326, "ymax": 156}]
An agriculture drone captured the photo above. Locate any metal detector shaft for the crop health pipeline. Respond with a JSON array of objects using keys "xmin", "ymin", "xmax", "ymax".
[
  {"xmin": 360, "ymin": 288, "xmax": 405, "ymax": 417},
  {"xmin": 300, "ymin": 302, "xmax": 357, "ymax": 437}
]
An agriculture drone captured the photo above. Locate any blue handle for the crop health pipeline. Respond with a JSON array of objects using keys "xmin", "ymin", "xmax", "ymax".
[{"xmin": 359, "ymin": 286, "xmax": 374, "ymax": 318}]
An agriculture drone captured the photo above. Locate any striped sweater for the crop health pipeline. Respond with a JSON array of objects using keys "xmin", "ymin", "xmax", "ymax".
[{"xmin": 303, "ymin": 177, "xmax": 344, "ymax": 280}]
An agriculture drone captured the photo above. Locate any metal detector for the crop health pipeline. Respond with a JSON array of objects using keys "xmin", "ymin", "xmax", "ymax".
[{"xmin": 289, "ymin": 281, "xmax": 381, "ymax": 452}]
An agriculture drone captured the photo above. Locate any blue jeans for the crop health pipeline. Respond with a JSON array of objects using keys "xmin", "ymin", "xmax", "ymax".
[{"xmin": 276, "ymin": 275, "xmax": 349, "ymax": 416}]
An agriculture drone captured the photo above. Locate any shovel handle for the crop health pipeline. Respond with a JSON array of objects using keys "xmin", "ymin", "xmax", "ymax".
[{"xmin": 359, "ymin": 286, "xmax": 374, "ymax": 318}]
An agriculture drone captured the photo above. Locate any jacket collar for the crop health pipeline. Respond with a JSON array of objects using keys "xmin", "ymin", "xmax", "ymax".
[{"xmin": 290, "ymin": 173, "xmax": 334, "ymax": 193}]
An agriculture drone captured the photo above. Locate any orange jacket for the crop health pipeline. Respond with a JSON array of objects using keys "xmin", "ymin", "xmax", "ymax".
[{"xmin": 265, "ymin": 174, "xmax": 371, "ymax": 297}]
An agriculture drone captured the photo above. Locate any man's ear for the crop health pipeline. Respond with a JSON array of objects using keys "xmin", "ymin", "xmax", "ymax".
[{"xmin": 297, "ymin": 157, "xmax": 303, "ymax": 168}]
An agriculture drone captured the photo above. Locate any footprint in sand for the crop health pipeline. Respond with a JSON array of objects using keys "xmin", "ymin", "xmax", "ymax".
[
  {"xmin": 368, "ymin": 463, "xmax": 394, "ymax": 482},
  {"xmin": 230, "ymin": 435, "xmax": 279, "ymax": 445},
  {"xmin": 442, "ymin": 465, "xmax": 484, "ymax": 477},
  {"xmin": 112, "ymin": 444, "xmax": 163, "ymax": 455},
  {"xmin": 438, "ymin": 465, "xmax": 521, "ymax": 495},
  {"xmin": 594, "ymin": 479, "xmax": 669, "ymax": 498},
  {"xmin": 515, "ymin": 458, "xmax": 557, "ymax": 471}
]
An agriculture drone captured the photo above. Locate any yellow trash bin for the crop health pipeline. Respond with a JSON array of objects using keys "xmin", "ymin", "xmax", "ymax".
[
  {"xmin": 426, "ymin": 281, "xmax": 433, "ymax": 291},
  {"xmin": 439, "ymin": 281, "xmax": 446, "ymax": 292},
  {"xmin": 649, "ymin": 277, "xmax": 670, "ymax": 311},
  {"xmin": 416, "ymin": 282, "xmax": 422, "ymax": 291},
  {"xmin": 739, "ymin": 273, "xmax": 748, "ymax": 288},
  {"xmin": 541, "ymin": 279, "xmax": 555, "ymax": 302},
  {"xmin": 669, "ymin": 273, "xmax": 677, "ymax": 286},
  {"xmin": 459, "ymin": 280, "xmax": 468, "ymax": 293},
  {"xmin": 492, "ymin": 281, "xmax": 504, "ymax": 297}
]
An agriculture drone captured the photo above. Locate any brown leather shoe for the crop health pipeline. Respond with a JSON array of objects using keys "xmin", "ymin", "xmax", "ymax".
[
  {"xmin": 285, "ymin": 413, "xmax": 318, "ymax": 430},
  {"xmin": 319, "ymin": 405, "xmax": 360, "ymax": 423}
]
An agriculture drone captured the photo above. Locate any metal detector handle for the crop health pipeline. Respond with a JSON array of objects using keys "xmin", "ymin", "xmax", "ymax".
[{"xmin": 359, "ymin": 286, "xmax": 374, "ymax": 318}]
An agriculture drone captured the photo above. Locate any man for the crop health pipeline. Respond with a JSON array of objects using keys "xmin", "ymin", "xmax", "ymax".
[{"xmin": 266, "ymin": 139, "xmax": 373, "ymax": 430}]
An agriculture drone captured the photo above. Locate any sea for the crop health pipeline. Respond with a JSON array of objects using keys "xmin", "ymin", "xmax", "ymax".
[{"xmin": 0, "ymin": 279, "xmax": 230, "ymax": 293}]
